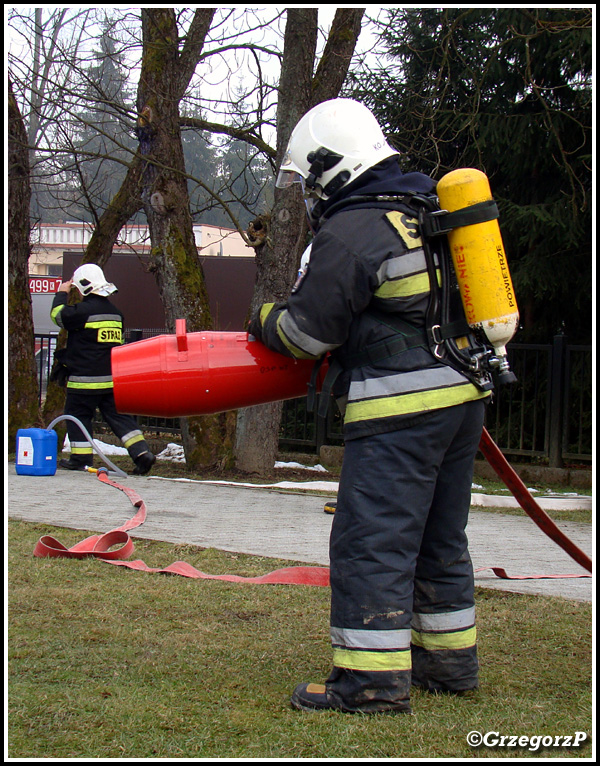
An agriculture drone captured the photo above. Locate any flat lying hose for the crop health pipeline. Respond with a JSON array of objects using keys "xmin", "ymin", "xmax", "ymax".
[
  {"xmin": 33, "ymin": 469, "xmax": 330, "ymax": 585},
  {"xmin": 33, "ymin": 452, "xmax": 590, "ymax": 583},
  {"xmin": 33, "ymin": 468, "xmax": 145, "ymax": 562}
]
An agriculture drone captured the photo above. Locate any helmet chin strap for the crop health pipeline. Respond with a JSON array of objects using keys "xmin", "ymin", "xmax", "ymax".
[
  {"xmin": 323, "ymin": 169, "xmax": 351, "ymax": 197},
  {"xmin": 305, "ymin": 197, "xmax": 326, "ymax": 233},
  {"xmin": 302, "ymin": 147, "xmax": 355, "ymax": 231},
  {"xmin": 305, "ymin": 147, "xmax": 343, "ymax": 191}
]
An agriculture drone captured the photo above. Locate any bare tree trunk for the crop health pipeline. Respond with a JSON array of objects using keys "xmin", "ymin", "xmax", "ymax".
[
  {"xmin": 234, "ymin": 10, "xmax": 317, "ymax": 475},
  {"xmin": 136, "ymin": 8, "xmax": 234, "ymax": 470},
  {"xmin": 235, "ymin": 8, "xmax": 365, "ymax": 474},
  {"xmin": 137, "ymin": 8, "xmax": 214, "ymax": 330},
  {"xmin": 85, "ymin": 155, "xmax": 145, "ymax": 269},
  {"xmin": 8, "ymin": 76, "xmax": 40, "ymax": 450}
]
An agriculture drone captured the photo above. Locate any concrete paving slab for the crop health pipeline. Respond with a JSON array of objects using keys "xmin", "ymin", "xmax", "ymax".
[{"xmin": 7, "ymin": 463, "xmax": 593, "ymax": 602}]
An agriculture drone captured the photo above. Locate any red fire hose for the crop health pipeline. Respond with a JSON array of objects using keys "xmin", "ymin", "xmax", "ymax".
[
  {"xmin": 33, "ymin": 429, "xmax": 591, "ymax": 583},
  {"xmin": 478, "ymin": 427, "xmax": 592, "ymax": 573},
  {"xmin": 33, "ymin": 469, "xmax": 330, "ymax": 585}
]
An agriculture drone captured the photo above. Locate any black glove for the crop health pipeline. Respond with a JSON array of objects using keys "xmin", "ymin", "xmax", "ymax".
[
  {"xmin": 49, "ymin": 348, "xmax": 70, "ymax": 387},
  {"xmin": 248, "ymin": 302, "xmax": 286, "ymax": 341},
  {"xmin": 248, "ymin": 309, "xmax": 265, "ymax": 341}
]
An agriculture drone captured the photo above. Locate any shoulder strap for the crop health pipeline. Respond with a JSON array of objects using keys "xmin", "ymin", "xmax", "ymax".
[{"xmin": 420, "ymin": 199, "xmax": 500, "ymax": 239}]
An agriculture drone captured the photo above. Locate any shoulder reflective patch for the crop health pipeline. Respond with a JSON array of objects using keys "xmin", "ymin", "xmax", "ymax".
[
  {"xmin": 51, "ymin": 304, "xmax": 65, "ymax": 327},
  {"xmin": 385, "ymin": 211, "xmax": 423, "ymax": 249}
]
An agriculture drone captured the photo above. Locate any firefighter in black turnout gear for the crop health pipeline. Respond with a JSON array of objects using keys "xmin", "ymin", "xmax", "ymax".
[
  {"xmin": 249, "ymin": 99, "xmax": 490, "ymax": 713},
  {"xmin": 51, "ymin": 264, "xmax": 156, "ymax": 475}
]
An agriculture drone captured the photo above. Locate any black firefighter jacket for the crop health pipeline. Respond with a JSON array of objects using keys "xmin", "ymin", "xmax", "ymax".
[
  {"xmin": 51, "ymin": 292, "xmax": 124, "ymax": 394},
  {"xmin": 256, "ymin": 161, "xmax": 490, "ymax": 440}
]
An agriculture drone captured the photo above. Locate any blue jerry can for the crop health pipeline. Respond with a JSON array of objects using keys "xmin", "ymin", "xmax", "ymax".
[{"xmin": 16, "ymin": 428, "xmax": 58, "ymax": 476}]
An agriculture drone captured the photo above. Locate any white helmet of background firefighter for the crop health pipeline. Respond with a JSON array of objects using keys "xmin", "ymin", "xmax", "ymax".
[
  {"xmin": 276, "ymin": 98, "xmax": 399, "ymax": 202},
  {"xmin": 72, "ymin": 264, "xmax": 117, "ymax": 297}
]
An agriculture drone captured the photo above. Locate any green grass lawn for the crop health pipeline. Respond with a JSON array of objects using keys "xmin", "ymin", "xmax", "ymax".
[{"xmin": 7, "ymin": 518, "xmax": 592, "ymax": 759}]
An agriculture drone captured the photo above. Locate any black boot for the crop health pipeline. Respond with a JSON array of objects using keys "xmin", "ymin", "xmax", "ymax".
[
  {"xmin": 59, "ymin": 458, "xmax": 90, "ymax": 471},
  {"xmin": 132, "ymin": 451, "xmax": 156, "ymax": 475}
]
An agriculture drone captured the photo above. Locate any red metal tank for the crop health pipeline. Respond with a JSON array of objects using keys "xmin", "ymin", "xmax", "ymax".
[{"xmin": 112, "ymin": 319, "xmax": 325, "ymax": 417}]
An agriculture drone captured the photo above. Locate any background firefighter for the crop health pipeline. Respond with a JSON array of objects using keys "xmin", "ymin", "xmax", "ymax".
[
  {"xmin": 249, "ymin": 98, "xmax": 491, "ymax": 713},
  {"xmin": 51, "ymin": 264, "xmax": 156, "ymax": 476}
]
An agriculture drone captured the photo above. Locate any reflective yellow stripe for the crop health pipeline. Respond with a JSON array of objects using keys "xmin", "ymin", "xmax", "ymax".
[
  {"xmin": 345, "ymin": 383, "xmax": 489, "ymax": 423},
  {"xmin": 84, "ymin": 320, "xmax": 122, "ymax": 329},
  {"xmin": 67, "ymin": 381, "xmax": 114, "ymax": 390},
  {"xmin": 333, "ymin": 648, "xmax": 412, "ymax": 672},
  {"xmin": 375, "ymin": 269, "xmax": 440, "ymax": 299},
  {"xmin": 411, "ymin": 626, "xmax": 477, "ymax": 651},
  {"xmin": 71, "ymin": 446, "xmax": 93, "ymax": 455},
  {"xmin": 51, "ymin": 305, "xmax": 64, "ymax": 326},
  {"xmin": 259, "ymin": 303, "xmax": 275, "ymax": 325},
  {"xmin": 123, "ymin": 433, "xmax": 145, "ymax": 448}
]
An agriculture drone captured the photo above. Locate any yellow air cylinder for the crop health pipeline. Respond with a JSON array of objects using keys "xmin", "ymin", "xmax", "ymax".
[{"xmin": 436, "ymin": 168, "xmax": 519, "ymax": 373}]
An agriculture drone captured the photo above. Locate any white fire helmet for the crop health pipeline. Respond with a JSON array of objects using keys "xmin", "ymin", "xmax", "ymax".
[
  {"xmin": 276, "ymin": 98, "xmax": 399, "ymax": 201},
  {"xmin": 72, "ymin": 264, "xmax": 117, "ymax": 297}
]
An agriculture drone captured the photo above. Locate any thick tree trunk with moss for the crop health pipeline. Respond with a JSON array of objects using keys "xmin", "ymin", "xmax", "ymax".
[
  {"xmin": 8, "ymin": 77, "xmax": 40, "ymax": 450},
  {"xmin": 136, "ymin": 8, "xmax": 232, "ymax": 469},
  {"xmin": 235, "ymin": 8, "xmax": 365, "ymax": 474}
]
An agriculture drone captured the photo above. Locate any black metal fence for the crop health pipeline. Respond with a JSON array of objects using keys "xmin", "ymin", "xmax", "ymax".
[
  {"xmin": 35, "ymin": 332, "xmax": 592, "ymax": 466},
  {"xmin": 34, "ymin": 333, "xmax": 58, "ymax": 400},
  {"xmin": 482, "ymin": 338, "xmax": 592, "ymax": 464},
  {"xmin": 281, "ymin": 336, "xmax": 593, "ymax": 466}
]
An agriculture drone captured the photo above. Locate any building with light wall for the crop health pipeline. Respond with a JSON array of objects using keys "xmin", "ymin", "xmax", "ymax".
[
  {"xmin": 29, "ymin": 221, "xmax": 258, "ymax": 334},
  {"xmin": 29, "ymin": 221, "xmax": 255, "ymax": 276}
]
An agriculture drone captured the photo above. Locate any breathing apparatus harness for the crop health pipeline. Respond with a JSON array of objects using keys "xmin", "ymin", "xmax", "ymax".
[{"xmin": 308, "ymin": 190, "xmax": 505, "ymax": 417}]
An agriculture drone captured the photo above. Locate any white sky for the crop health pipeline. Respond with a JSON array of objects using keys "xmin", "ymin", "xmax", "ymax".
[{"xmin": 6, "ymin": 6, "xmax": 390, "ymax": 154}]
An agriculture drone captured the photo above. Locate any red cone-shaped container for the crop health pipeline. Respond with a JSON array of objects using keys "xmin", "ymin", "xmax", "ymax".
[{"xmin": 112, "ymin": 319, "xmax": 325, "ymax": 417}]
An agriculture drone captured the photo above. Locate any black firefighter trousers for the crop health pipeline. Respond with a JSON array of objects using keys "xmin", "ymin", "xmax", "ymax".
[
  {"xmin": 326, "ymin": 399, "xmax": 486, "ymax": 712},
  {"xmin": 63, "ymin": 389, "xmax": 152, "ymax": 469}
]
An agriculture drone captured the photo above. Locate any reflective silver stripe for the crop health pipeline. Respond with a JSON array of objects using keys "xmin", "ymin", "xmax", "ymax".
[
  {"xmin": 122, "ymin": 432, "xmax": 145, "ymax": 448},
  {"xmin": 412, "ymin": 607, "xmax": 476, "ymax": 633},
  {"xmin": 121, "ymin": 429, "xmax": 143, "ymax": 444},
  {"xmin": 278, "ymin": 310, "xmax": 337, "ymax": 358},
  {"xmin": 348, "ymin": 365, "xmax": 469, "ymax": 402},
  {"xmin": 70, "ymin": 441, "xmax": 93, "ymax": 451},
  {"xmin": 68, "ymin": 375, "xmax": 113, "ymax": 384},
  {"xmin": 376, "ymin": 248, "xmax": 430, "ymax": 284},
  {"xmin": 86, "ymin": 313, "xmax": 122, "ymax": 323},
  {"xmin": 331, "ymin": 627, "xmax": 411, "ymax": 650}
]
